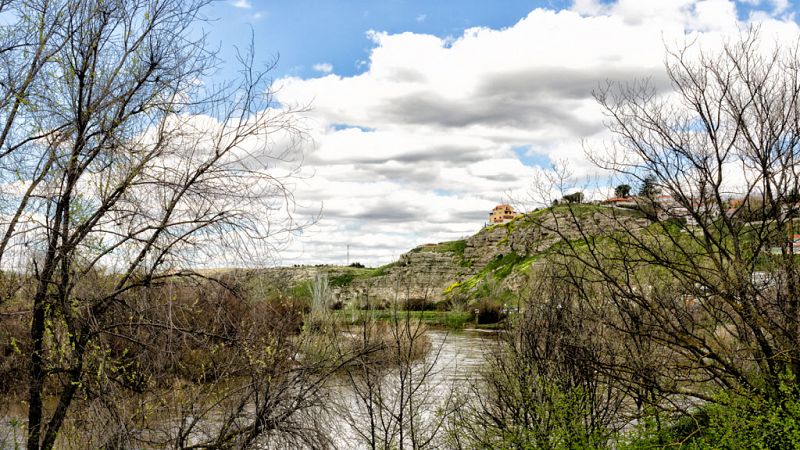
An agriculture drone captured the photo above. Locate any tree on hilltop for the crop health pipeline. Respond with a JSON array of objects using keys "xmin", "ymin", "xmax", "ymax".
[
  {"xmin": 614, "ymin": 184, "xmax": 632, "ymax": 198},
  {"xmin": 637, "ymin": 175, "xmax": 660, "ymax": 198}
]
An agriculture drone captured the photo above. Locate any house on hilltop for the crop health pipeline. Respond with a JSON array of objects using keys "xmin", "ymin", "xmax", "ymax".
[
  {"xmin": 604, "ymin": 196, "xmax": 637, "ymax": 208},
  {"xmin": 489, "ymin": 204, "xmax": 520, "ymax": 225}
]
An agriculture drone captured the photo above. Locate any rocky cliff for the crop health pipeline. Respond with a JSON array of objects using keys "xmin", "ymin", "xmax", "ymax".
[{"xmin": 262, "ymin": 205, "xmax": 649, "ymax": 306}]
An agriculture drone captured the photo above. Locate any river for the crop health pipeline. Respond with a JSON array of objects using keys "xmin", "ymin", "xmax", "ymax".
[
  {"xmin": 0, "ymin": 329, "xmax": 499, "ymax": 449},
  {"xmin": 328, "ymin": 328, "xmax": 499, "ymax": 449}
]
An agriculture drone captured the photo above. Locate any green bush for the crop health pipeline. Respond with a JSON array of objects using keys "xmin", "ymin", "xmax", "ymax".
[
  {"xmin": 443, "ymin": 311, "xmax": 473, "ymax": 329},
  {"xmin": 328, "ymin": 272, "xmax": 356, "ymax": 287},
  {"xmin": 474, "ymin": 298, "xmax": 505, "ymax": 324},
  {"xmin": 403, "ymin": 296, "xmax": 437, "ymax": 311},
  {"xmin": 623, "ymin": 383, "xmax": 800, "ymax": 449}
]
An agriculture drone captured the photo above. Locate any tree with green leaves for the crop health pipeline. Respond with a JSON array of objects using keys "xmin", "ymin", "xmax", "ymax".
[
  {"xmin": 614, "ymin": 184, "xmax": 632, "ymax": 198},
  {"xmin": 637, "ymin": 175, "xmax": 659, "ymax": 198}
]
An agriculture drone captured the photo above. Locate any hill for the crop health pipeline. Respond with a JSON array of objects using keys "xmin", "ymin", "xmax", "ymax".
[{"xmin": 259, "ymin": 204, "xmax": 649, "ymax": 307}]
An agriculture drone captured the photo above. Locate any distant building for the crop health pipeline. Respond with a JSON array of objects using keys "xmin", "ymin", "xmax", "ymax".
[
  {"xmin": 652, "ymin": 195, "xmax": 714, "ymax": 225},
  {"xmin": 725, "ymin": 198, "xmax": 744, "ymax": 218},
  {"xmin": 653, "ymin": 194, "xmax": 677, "ymax": 207},
  {"xmin": 604, "ymin": 196, "xmax": 637, "ymax": 208},
  {"xmin": 489, "ymin": 204, "xmax": 520, "ymax": 224},
  {"xmin": 728, "ymin": 198, "xmax": 744, "ymax": 209}
]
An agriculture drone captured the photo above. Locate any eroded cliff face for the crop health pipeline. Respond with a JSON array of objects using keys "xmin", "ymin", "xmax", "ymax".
[
  {"xmin": 335, "ymin": 250, "xmax": 464, "ymax": 306},
  {"xmin": 263, "ymin": 206, "xmax": 649, "ymax": 305},
  {"xmin": 463, "ymin": 225, "xmax": 510, "ymax": 269},
  {"xmin": 465, "ymin": 207, "xmax": 647, "ymax": 265},
  {"xmin": 507, "ymin": 208, "xmax": 650, "ymax": 255},
  {"xmin": 251, "ymin": 250, "xmax": 469, "ymax": 306}
]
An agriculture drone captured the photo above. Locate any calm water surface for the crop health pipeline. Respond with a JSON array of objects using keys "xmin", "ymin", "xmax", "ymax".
[
  {"xmin": 329, "ymin": 328, "xmax": 500, "ymax": 449},
  {"xmin": 0, "ymin": 329, "xmax": 500, "ymax": 449}
]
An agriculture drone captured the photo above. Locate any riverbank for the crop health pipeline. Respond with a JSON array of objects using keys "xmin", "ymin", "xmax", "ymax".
[{"xmin": 332, "ymin": 309, "xmax": 506, "ymax": 330}]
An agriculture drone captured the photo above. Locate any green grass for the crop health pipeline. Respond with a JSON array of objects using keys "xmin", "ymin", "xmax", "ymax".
[
  {"xmin": 334, "ymin": 309, "xmax": 477, "ymax": 330},
  {"xmin": 327, "ymin": 265, "xmax": 394, "ymax": 286},
  {"xmin": 445, "ymin": 251, "xmax": 539, "ymax": 298},
  {"xmin": 437, "ymin": 239, "xmax": 467, "ymax": 255},
  {"xmin": 367, "ymin": 262, "xmax": 397, "ymax": 277},
  {"xmin": 409, "ymin": 239, "xmax": 467, "ymax": 255},
  {"xmin": 289, "ymin": 280, "xmax": 312, "ymax": 300}
]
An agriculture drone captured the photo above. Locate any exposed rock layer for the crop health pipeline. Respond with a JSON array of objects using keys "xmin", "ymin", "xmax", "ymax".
[{"xmin": 261, "ymin": 207, "xmax": 649, "ymax": 305}]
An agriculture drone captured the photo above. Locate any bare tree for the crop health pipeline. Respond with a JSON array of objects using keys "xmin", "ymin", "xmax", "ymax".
[
  {"xmin": 449, "ymin": 266, "xmax": 625, "ymax": 449},
  {"xmin": 334, "ymin": 274, "xmax": 458, "ymax": 449},
  {"xmin": 34, "ymin": 273, "xmax": 336, "ymax": 449},
  {"xmin": 0, "ymin": 1, "xmax": 309, "ymax": 449},
  {"xmin": 542, "ymin": 28, "xmax": 800, "ymax": 417}
]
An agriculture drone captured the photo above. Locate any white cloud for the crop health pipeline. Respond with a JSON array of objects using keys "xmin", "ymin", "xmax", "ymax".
[
  {"xmin": 769, "ymin": 0, "xmax": 790, "ymax": 14},
  {"xmin": 416, "ymin": 14, "xmax": 427, "ymax": 22},
  {"xmin": 269, "ymin": 0, "xmax": 800, "ymax": 266},
  {"xmin": 736, "ymin": 0, "xmax": 789, "ymax": 11},
  {"xmin": 312, "ymin": 62, "xmax": 334, "ymax": 74},
  {"xmin": 572, "ymin": 0, "xmax": 609, "ymax": 15},
  {"xmin": 231, "ymin": 0, "xmax": 252, "ymax": 9}
]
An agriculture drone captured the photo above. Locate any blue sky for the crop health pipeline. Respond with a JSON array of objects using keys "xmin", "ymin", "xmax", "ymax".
[
  {"xmin": 207, "ymin": 1, "xmax": 573, "ymax": 79},
  {"xmin": 206, "ymin": 0, "xmax": 796, "ymax": 82},
  {"xmin": 197, "ymin": 0, "xmax": 800, "ymax": 266}
]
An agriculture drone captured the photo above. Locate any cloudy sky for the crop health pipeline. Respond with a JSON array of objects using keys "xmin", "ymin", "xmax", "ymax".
[{"xmin": 206, "ymin": 0, "xmax": 800, "ymax": 267}]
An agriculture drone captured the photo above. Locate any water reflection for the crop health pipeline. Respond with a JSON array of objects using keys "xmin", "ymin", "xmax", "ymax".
[
  {"xmin": 329, "ymin": 328, "xmax": 499, "ymax": 449},
  {"xmin": 426, "ymin": 329, "xmax": 500, "ymax": 382}
]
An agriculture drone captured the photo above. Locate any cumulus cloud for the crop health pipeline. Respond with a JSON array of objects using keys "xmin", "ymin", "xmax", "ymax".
[{"xmin": 270, "ymin": 0, "xmax": 800, "ymax": 266}]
